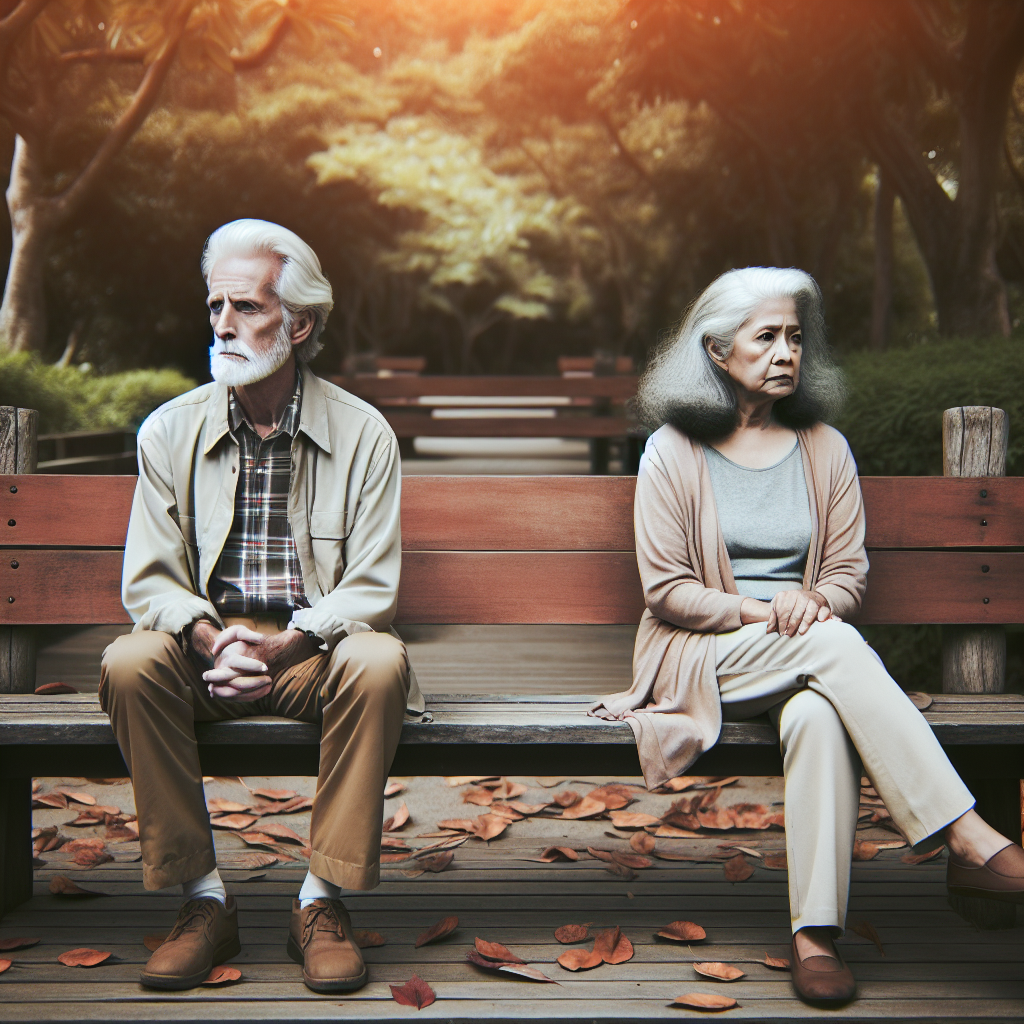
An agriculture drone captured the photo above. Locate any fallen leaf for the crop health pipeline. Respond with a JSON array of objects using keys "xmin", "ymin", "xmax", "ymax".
[
  {"xmin": 56, "ymin": 790, "xmax": 96, "ymax": 806},
  {"xmin": 400, "ymin": 868, "xmax": 425, "ymax": 878},
  {"xmin": 526, "ymin": 846, "xmax": 578, "ymax": 863},
  {"xmin": 462, "ymin": 788, "xmax": 494, "ymax": 806},
  {"xmin": 267, "ymin": 795, "xmax": 314, "ymax": 815},
  {"xmin": 382, "ymin": 803, "xmax": 410, "ymax": 832},
  {"xmin": 63, "ymin": 838, "xmax": 105, "ymax": 852},
  {"xmin": 874, "ymin": 840, "xmax": 908, "ymax": 850},
  {"xmin": 464, "ymin": 814, "xmax": 510, "ymax": 841},
  {"xmin": 553, "ymin": 790, "xmax": 580, "ymax": 807},
  {"xmin": 488, "ymin": 804, "xmax": 525, "ymax": 821},
  {"xmin": 702, "ymin": 776, "xmax": 741, "ymax": 789},
  {"xmin": 603, "ymin": 860, "xmax": 637, "ymax": 880},
  {"xmin": 474, "ymin": 937, "xmax": 525, "ymax": 964},
  {"xmin": 554, "ymin": 924, "xmax": 590, "ymax": 944},
  {"xmin": 105, "ymin": 824, "xmax": 139, "ymax": 842},
  {"xmin": 233, "ymin": 851, "xmax": 279, "ymax": 869},
  {"xmin": 907, "ymin": 691, "xmax": 933, "ymax": 711},
  {"xmin": 445, "ymin": 775, "xmax": 498, "ymax": 787},
  {"xmin": 556, "ymin": 946, "xmax": 604, "ymax": 971},
  {"xmin": 658, "ymin": 920, "xmax": 707, "ymax": 942},
  {"xmin": 419, "ymin": 852, "xmax": 455, "ymax": 873},
  {"xmin": 718, "ymin": 844, "xmax": 762, "ymax": 858},
  {"xmin": 496, "ymin": 962, "xmax": 558, "ymax": 983},
  {"xmin": 414, "ymin": 835, "xmax": 470, "ymax": 855},
  {"xmin": 699, "ymin": 788, "xmax": 724, "ymax": 809},
  {"xmin": 384, "ymin": 781, "xmax": 407, "ymax": 797},
  {"xmin": 250, "ymin": 788, "xmax": 297, "ymax": 801},
  {"xmin": 762, "ymin": 853, "xmax": 788, "ymax": 870},
  {"xmin": 211, "ymin": 814, "xmax": 258, "ymax": 831},
  {"xmin": 237, "ymin": 831, "xmax": 279, "ymax": 848},
  {"xmin": 653, "ymin": 825, "xmax": 701, "ymax": 839},
  {"xmin": 72, "ymin": 848, "xmax": 113, "ymax": 868},
  {"xmin": 255, "ymin": 823, "xmax": 305, "ymax": 845},
  {"xmin": 493, "ymin": 779, "xmax": 528, "ymax": 801},
  {"xmin": 391, "ymin": 974, "xmax": 436, "ymax": 1009},
  {"xmin": 0, "ymin": 960, "xmax": 9, "ymax": 974},
  {"xmin": 630, "ymin": 833, "xmax": 656, "ymax": 855},
  {"xmin": 762, "ymin": 954, "xmax": 790, "ymax": 970},
  {"xmin": 353, "ymin": 930, "xmax": 386, "ymax": 948},
  {"xmin": 203, "ymin": 965, "xmax": 242, "ymax": 984},
  {"xmin": 415, "ymin": 916, "xmax": 458, "ymax": 948},
  {"xmin": 0, "ymin": 938, "xmax": 38, "ymax": 952},
  {"xmin": 48, "ymin": 876, "xmax": 99, "ymax": 896},
  {"xmin": 594, "ymin": 926, "xmax": 633, "ymax": 964},
  {"xmin": 586, "ymin": 847, "xmax": 613, "ymax": 862},
  {"xmin": 723, "ymin": 855, "xmax": 754, "ymax": 881},
  {"xmin": 561, "ymin": 796, "xmax": 607, "ymax": 820},
  {"xmin": 506, "ymin": 801, "xmax": 552, "ymax": 815},
  {"xmin": 587, "ymin": 784, "xmax": 635, "ymax": 809},
  {"xmin": 612, "ymin": 852, "xmax": 653, "ymax": 870},
  {"xmin": 207, "ymin": 798, "xmax": 252, "ymax": 814},
  {"xmin": 58, "ymin": 948, "xmax": 111, "ymax": 967},
  {"xmin": 902, "ymin": 846, "xmax": 944, "ymax": 864},
  {"xmin": 608, "ymin": 810, "xmax": 661, "ymax": 829},
  {"xmin": 693, "ymin": 962, "xmax": 745, "ymax": 981},
  {"xmin": 661, "ymin": 776, "xmax": 702, "ymax": 792},
  {"xmin": 143, "ymin": 933, "xmax": 167, "ymax": 951},
  {"xmin": 535, "ymin": 777, "xmax": 565, "ymax": 787},
  {"xmin": 380, "ymin": 852, "xmax": 413, "ymax": 864},
  {"xmin": 848, "ymin": 920, "xmax": 885, "ymax": 955},
  {"xmin": 32, "ymin": 792, "xmax": 68, "ymax": 810},
  {"xmin": 381, "ymin": 837, "xmax": 413, "ymax": 850},
  {"xmin": 35, "ymin": 682, "xmax": 77, "ymax": 695},
  {"xmin": 671, "ymin": 992, "xmax": 737, "ymax": 1011}
]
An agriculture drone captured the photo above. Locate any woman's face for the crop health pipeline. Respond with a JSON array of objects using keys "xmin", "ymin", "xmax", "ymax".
[{"xmin": 706, "ymin": 297, "xmax": 802, "ymax": 405}]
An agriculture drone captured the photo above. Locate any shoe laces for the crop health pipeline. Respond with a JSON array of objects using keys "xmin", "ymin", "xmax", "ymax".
[
  {"xmin": 167, "ymin": 898, "xmax": 218, "ymax": 942},
  {"xmin": 301, "ymin": 899, "xmax": 344, "ymax": 947}
]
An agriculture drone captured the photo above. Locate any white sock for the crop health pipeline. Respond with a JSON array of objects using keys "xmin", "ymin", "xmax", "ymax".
[
  {"xmin": 182, "ymin": 866, "xmax": 226, "ymax": 905},
  {"xmin": 299, "ymin": 869, "xmax": 341, "ymax": 908}
]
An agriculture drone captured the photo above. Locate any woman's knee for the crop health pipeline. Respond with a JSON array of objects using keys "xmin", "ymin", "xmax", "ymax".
[{"xmin": 99, "ymin": 630, "xmax": 181, "ymax": 708}]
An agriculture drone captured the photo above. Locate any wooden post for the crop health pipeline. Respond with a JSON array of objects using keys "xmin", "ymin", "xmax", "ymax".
[
  {"xmin": 0, "ymin": 406, "xmax": 36, "ymax": 916},
  {"xmin": 942, "ymin": 406, "xmax": 1017, "ymax": 928}
]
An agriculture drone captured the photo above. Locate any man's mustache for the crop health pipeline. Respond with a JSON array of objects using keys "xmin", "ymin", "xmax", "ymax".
[{"xmin": 211, "ymin": 337, "xmax": 252, "ymax": 360}]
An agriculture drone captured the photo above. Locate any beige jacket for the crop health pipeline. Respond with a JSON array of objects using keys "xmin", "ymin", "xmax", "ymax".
[
  {"xmin": 590, "ymin": 422, "xmax": 867, "ymax": 787},
  {"xmin": 123, "ymin": 362, "xmax": 423, "ymax": 714}
]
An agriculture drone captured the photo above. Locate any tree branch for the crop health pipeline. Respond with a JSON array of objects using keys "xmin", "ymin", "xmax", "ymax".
[{"xmin": 231, "ymin": 12, "xmax": 288, "ymax": 70}]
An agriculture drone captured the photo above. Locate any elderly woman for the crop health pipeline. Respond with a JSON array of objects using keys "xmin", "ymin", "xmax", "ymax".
[{"xmin": 592, "ymin": 267, "xmax": 1024, "ymax": 1005}]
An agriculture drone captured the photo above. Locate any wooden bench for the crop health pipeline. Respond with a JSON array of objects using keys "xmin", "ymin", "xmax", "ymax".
[
  {"xmin": 329, "ymin": 375, "xmax": 642, "ymax": 473},
  {"xmin": 2, "ymin": 466, "xmax": 1023, "ymax": 923}
]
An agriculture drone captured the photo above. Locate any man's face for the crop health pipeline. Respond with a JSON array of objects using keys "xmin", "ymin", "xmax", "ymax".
[{"xmin": 207, "ymin": 253, "xmax": 293, "ymax": 386}]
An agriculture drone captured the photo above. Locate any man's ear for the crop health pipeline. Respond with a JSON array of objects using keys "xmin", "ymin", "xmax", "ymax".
[{"xmin": 289, "ymin": 310, "xmax": 315, "ymax": 347}]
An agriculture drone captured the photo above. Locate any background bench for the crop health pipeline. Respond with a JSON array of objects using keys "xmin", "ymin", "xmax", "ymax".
[{"xmin": 1, "ymin": 406, "xmax": 1022, "ymax": 930}]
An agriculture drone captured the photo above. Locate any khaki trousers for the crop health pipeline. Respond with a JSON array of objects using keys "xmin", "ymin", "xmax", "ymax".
[
  {"xmin": 715, "ymin": 620, "xmax": 974, "ymax": 934},
  {"xmin": 99, "ymin": 619, "xmax": 410, "ymax": 892}
]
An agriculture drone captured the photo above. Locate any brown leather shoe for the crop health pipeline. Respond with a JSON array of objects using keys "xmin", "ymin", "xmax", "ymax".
[
  {"xmin": 140, "ymin": 896, "xmax": 240, "ymax": 990},
  {"xmin": 287, "ymin": 898, "xmax": 367, "ymax": 993},
  {"xmin": 790, "ymin": 935, "xmax": 856, "ymax": 1005},
  {"xmin": 947, "ymin": 843, "xmax": 1024, "ymax": 904}
]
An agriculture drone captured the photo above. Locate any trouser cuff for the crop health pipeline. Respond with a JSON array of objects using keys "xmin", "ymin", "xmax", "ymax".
[
  {"xmin": 142, "ymin": 846, "xmax": 217, "ymax": 892},
  {"xmin": 309, "ymin": 849, "xmax": 379, "ymax": 891},
  {"xmin": 791, "ymin": 909, "xmax": 844, "ymax": 935}
]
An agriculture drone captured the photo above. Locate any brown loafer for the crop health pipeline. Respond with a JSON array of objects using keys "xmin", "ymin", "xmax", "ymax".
[
  {"xmin": 947, "ymin": 843, "xmax": 1024, "ymax": 904},
  {"xmin": 287, "ymin": 898, "xmax": 368, "ymax": 993},
  {"xmin": 140, "ymin": 896, "xmax": 240, "ymax": 990},
  {"xmin": 790, "ymin": 935, "xmax": 856, "ymax": 1005}
]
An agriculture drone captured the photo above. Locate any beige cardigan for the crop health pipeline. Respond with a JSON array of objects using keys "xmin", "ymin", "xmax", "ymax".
[{"xmin": 590, "ymin": 422, "xmax": 868, "ymax": 787}]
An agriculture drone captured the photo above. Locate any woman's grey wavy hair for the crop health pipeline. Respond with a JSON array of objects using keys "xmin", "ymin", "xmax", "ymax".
[
  {"xmin": 636, "ymin": 267, "xmax": 845, "ymax": 439},
  {"xmin": 202, "ymin": 219, "xmax": 334, "ymax": 363}
]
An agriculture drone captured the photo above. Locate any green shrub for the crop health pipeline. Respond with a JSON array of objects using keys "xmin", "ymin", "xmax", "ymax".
[
  {"xmin": 0, "ymin": 354, "xmax": 195, "ymax": 434},
  {"xmin": 835, "ymin": 337, "xmax": 1024, "ymax": 476}
]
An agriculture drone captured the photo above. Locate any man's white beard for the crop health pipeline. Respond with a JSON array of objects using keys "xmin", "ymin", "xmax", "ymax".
[{"xmin": 210, "ymin": 329, "xmax": 293, "ymax": 386}]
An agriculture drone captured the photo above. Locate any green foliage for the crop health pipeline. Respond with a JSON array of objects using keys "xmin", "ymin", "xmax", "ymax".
[
  {"xmin": 0, "ymin": 354, "xmax": 194, "ymax": 433},
  {"xmin": 835, "ymin": 337, "xmax": 1024, "ymax": 476}
]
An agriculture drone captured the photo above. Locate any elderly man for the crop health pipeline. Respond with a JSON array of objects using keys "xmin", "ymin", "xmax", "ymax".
[{"xmin": 100, "ymin": 219, "xmax": 422, "ymax": 992}]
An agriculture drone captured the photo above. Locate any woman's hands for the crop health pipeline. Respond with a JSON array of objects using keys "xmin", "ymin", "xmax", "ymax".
[{"xmin": 739, "ymin": 591, "xmax": 838, "ymax": 636}]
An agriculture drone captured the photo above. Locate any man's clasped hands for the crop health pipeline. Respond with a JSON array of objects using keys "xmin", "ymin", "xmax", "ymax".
[{"xmin": 189, "ymin": 622, "xmax": 319, "ymax": 701}]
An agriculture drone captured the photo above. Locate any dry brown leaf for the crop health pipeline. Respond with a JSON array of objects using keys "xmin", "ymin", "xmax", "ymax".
[
  {"xmin": 380, "ymin": 852, "xmax": 413, "ymax": 864},
  {"xmin": 72, "ymin": 847, "xmax": 113, "ymax": 869},
  {"xmin": 556, "ymin": 946, "xmax": 604, "ymax": 971},
  {"xmin": 535, "ymin": 777, "xmax": 565, "ymax": 788},
  {"xmin": 702, "ymin": 776, "xmax": 741, "ymax": 789},
  {"xmin": 496, "ymin": 962, "xmax": 558, "ymax": 983},
  {"xmin": 586, "ymin": 847, "xmax": 613, "ymax": 862},
  {"xmin": 35, "ymin": 681, "xmax": 78, "ymax": 695},
  {"xmin": 390, "ymin": 975, "xmax": 436, "ymax": 1008},
  {"xmin": 608, "ymin": 810, "xmax": 661, "ymax": 829},
  {"xmin": 32, "ymin": 792, "xmax": 68, "ymax": 810},
  {"xmin": 474, "ymin": 937, "xmax": 525, "ymax": 964},
  {"xmin": 143, "ymin": 933, "xmax": 167, "ymax": 951},
  {"xmin": 853, "ymin": 840, "xmax": 879, "ymax": 861},
  {"xmin": 907, "ymin": 691, "xmax": 933, "ymax": 711},
  {"xmin": 211, "ymin": 813, "xmax": 258, "ymax": 831},
  {"xmin": 762, "ymin": 853, "xmax": 788, "ymax": 870},
  {"xmin": 0, "ymin": 937, "xmax": 38, "ymax": 952},
  {"xmin": 445, "ymin": 775, "xmax": 498, "ymax": 787},
  {"xmin": 381, "ymin": 836, "xmax": 413, "ymax": 850},
  {"xmin": 848, "ymin": 920, "xmax": 885, "ymax": 955},
  {"xmin": 718, "ymin": 844, "xmax": 762, "ymax": 858},
  {"xmin": 561, "ymin": 796, "xmax": 607, "ymax": 820},
  {"xmin": 206, "ymin": 798, "xmax": 252, "ymax": 814},
  {"xmin": 493, "ymin": 780, "xmax": 528, "ymax": 801},
  {"xmin": 250, "ymin": 788, "xmax": 297, "ymax": 801},
  {"xmin": 63, "ymin": 837, "xmax": 105, "ymax": 852},
  {"xmin": 653, "ymin": 825, "xmax": 701, "ymax": 839},
  {"xmin": 0, "ymin": 959, "xmax": 10, "ymax": 974},
  {"xmin": 671, "ymin": 992, "xmax": 737, "ymax": 1011},
  {"xmin": 527, "ymin": 846, "xmax": 578, "ymax": 863},
  {"xmin": 506, "ymin": 801, "xmax": 552, "ymax": 815},
  {"xmin": 587, "ymin": 784, "xmax": 636, "ymax": 808},
  {"xmin": 256, "ymin": 823, "xmax": 305, "ymax": 845},
  {"xmin": 762, "ymin": 954, "xmax": 790, "ymax": 970},
  {"xmin": 56, "ymin": 790, "xmax": 96, "ymax": 806},
  {"xmin": 723, "ymin": 854, "xmax": 754, "ymax": 882},
  {"xmin": 554, "ymin": 924, "xmax": 590, "ymax": 944},
  {"xmin": 203, "ymin": 965, "xmax": 242, "ymax": 984},
  {"xmin": 658, "ymin": 920, "xmax": 707, "ymax": 942},
  {"xmin": 553, "ymin": 790, "xmax": 580, "ymax": 807},
  {"xmin": 382, "ymin": 802, "xmax": 411, "ymax": 833},
  {"xmin": 58, "ymin": 948, "xmax": 111, "ymax": 967},
  {"xmin": 693, "ymin": 962, "xmax": 745, "ymax": 981},
  {"xmin": 415, "ymin": 915, "xmax": 458, "ymax": 948},
  {"xmin": 462, "ymin": 787, "xmax": 495, "ymax": 806},
  {"xmin": 602, "ymin": 860, "xmax": 637, "ymax": 880},
  {"xmin": 630, "ymin": 833, "xmax": 656, "ymax": 855},
  {"xmin": 383, "ymin": 780, "xmax": 407, "ymax": 797},
  {"xmin": 419, "ymin": 851, "xmax": 455, "ymax": 873},
  {"xmin": 267, "ymin": 795, "xmax": 314, "ymax": 815},
  {"xmin": 400, "ymin": 868, "xmax": 425, "ymax": 878},
  {"xmin": 414, "ymin": 835, "xmax": 470, "ymax": 855},
  {"xmin": 49, "ymin": 876, "xmax": 99, "ymax": 896},
  {"xmin": 612, "ymin": 852, "xmax": 653, "ymax": 870},
  {"xmin": 233, "ymin": 851, "xmax": 279, "ymax": 869},
  {"xmin": 353, "ymin": 930, "xmax": 386, "ymax": 948},
  {"xmin": 661, "ymin": 776, "xmax": 703, "ymax": 792},
  {"xmin": 594, "ymin": 926, "xmax": 633, "ymax": 964},
  {"xmin": 104, "ymin": 824, "xmax": 139, "ymax": 842},
  {"xmin": 902, "ymin": 846, "xmax": 944, "ymax": 864},
  {"xmin": 488, "ymin": 803, "xmax": 525, "ymax": 821},
  {"xmin": 874, "ymin": 840, "xmax": 908, "ymax": 850},
  {"xmin": 237, "ymin": 831, "xmax": 279, "ymax": 848}
]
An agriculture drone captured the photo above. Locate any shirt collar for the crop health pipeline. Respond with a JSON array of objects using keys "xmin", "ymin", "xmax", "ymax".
[{"xmin": 228, "ymin": 371, "xmax": 302, "ymax": 440}]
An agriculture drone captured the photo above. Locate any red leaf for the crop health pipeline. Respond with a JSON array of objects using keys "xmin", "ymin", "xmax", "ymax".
[
  {"xmin": 203, "ymin": 965, "xmax": 242, "ymax": 984},
  {"xmin": 390, "ymin": 974, "xmax": 435, "ymax": 1009},
  {"xmin": 671, "ymin": 992, "xmax": 737, "ymax": 1011},
  {"xmin": 657, "ymin": 920, "xmax": 707, "ymax": 942},
  {"xmin": 554, "ymin": 924, "xmax": 590, "ymax": 943},
  {"xmin": 0, "ymin": 938, "xmax": 38, "ymax": 952},
  {"xmin": 34, "ymin": 682, "xmax": 77, "ymax": 695},
  {"xmin": 415, "ymin": 916, "xmax": 458, "ymax": 948},
  {"xmin": 58, "ymin": 948, "xmax": 111, "ymax": 967},
  {"xmin": 762, "ymin": 853, "xmax": 788, "ymax": 870},
  {"xmin": 0, "ymin": 959, "xmax": 10, "ymax": 974},
  {"xmin": 474, "ymin": 937, "xmax": 525, "ymax": 964},
  {"xmin": 594, "ymin": 926, "xmax": 633, "ymax": 964},
  {"xmin": 556, "ymin": 946, "xmax": 604, "ymax": 971}
]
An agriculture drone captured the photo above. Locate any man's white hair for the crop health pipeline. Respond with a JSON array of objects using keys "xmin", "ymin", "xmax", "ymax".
[
  {"xmin": 636, "ymin": 266, "xmax": 845, "ymax": 438},
  {"xmin": 202, "ymin": 219, "xmax": 334, "ymax": 363}
]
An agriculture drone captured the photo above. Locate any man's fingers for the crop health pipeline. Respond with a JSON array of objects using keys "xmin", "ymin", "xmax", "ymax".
[
  {"xmin": 202, "ymin": 656, "xmax": 269, "ymax": 684},
  {"xmin": 209, "ymin": 681, "xmax": 272, "ymax": 702},
  {"xmin": 211, "ymin": 625, "xmax": 265, "ymax": 657}
]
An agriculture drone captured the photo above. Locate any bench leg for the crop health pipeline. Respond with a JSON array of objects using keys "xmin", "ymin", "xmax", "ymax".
[
  {"xmin": 947, "ymin": 778, "xmax": 1019, "ymax": 929},
  {"xmin": 0, "ymin": 778, "xmax": 32, "ymax": 919}
]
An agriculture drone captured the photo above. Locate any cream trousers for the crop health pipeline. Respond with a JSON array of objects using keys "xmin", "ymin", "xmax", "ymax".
[{"xmin": 715, "ymin": 620, "xmax": 974, "ymax": 934}]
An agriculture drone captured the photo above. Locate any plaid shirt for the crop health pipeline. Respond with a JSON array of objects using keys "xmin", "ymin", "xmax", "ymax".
[{"xmin": 208, "ymin": 376, "xmax": 310, "ymax": 616}]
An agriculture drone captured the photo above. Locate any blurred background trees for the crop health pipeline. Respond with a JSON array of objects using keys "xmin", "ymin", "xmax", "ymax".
[{"xmin": 0, "ymin": 0, "xmax": 1020, "ymax": 385}]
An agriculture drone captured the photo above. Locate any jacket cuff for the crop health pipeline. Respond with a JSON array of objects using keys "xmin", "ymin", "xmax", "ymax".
[
  {"xmin": 133, "ymin": 598, "xmax": 223, "ymax": 639},
  {"xmin": 288, "ymin": 607, "xmax": 372, "ymax": 654}
]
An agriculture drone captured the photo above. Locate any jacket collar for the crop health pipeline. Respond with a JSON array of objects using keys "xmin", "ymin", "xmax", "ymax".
[{"xmin": 202, "ymin": 361, "xmax": 332, "ymax": 456}]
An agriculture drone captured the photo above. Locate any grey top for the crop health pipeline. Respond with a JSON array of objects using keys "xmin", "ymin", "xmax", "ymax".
[{"xmin": 704, "ymin": 442, "xmax": 812, "ymax": 602}]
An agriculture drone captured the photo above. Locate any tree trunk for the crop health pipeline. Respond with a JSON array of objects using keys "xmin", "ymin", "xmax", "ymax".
[
  {"xmin": 0, "ymin": 136, "xmax": 55, "ymax": 354},
  {"xmin": 870, "ymin": 169, "xmax": 895, "ymax": 350}
]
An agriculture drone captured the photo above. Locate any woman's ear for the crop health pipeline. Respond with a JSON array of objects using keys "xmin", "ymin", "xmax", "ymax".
[{"xmin": 704, "ymin": 337, "xmax": 728, "ymax": 369}]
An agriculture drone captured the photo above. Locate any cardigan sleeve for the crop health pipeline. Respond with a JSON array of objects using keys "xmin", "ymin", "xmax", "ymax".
[
  {"xmin": 813, "ymin": 431, "xmax": 868, "ymax": 620},
  {"xmin": 634, "ymin": 443, "xmax": 745, "ymax": 633}
]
